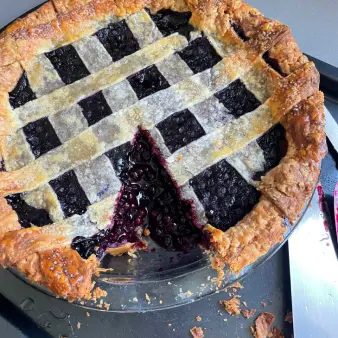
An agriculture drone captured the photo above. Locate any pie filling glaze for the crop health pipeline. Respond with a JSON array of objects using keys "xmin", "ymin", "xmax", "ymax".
[{"xmin": 0, "ymin": 0, "xmax": 326, "ymax": 300}]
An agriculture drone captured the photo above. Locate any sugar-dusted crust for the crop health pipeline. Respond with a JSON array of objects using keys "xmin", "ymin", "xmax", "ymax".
[
  {"xmin": 259, "ymin": 92, "xmax": 326, "ymax": 223},
  {"xmin": 205, "ymin": 198, "xmax": 286, "ymax": 275},
  {"xmin": 0, "ymin": 0, "xmax": 326, "ymax": 298},
  {"xmin": 0, "ymin": 198, "xmax": 21, "ymax": 236},
  {"xmin": 0, "ymin": 226, "xmax": 98, "ymax": 300}
]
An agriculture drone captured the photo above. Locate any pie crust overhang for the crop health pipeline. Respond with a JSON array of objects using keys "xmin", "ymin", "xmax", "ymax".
[{"xmin": 0, "ymin": 0, "xmax": 327, "ymax": 301}]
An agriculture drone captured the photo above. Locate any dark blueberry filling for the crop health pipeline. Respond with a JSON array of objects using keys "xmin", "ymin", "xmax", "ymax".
[
  {"xmin": 254, "ymin": 124, "xmax": 287, "ymax": 180},
  {"xmin": 178, "ymin": 36, "xmax": 222, "ymax": 74},
  {"xmin": 96, "ymin": 20, "xmax": 140, "ymax": 62},
  {"xmin": 49, "ymin": 170, "xmax": 90, "ymax": 218},
  {"xmin": 215, "ymin": 79, "xmax": 261, "ymax": 118},
  {"xmin": 5, "ymin": 194, "xmax": 52, "ymax": 228},
  {"xmin": 190, "ymin": 158, "xmax": 260, "ymax": 231},
  {"xmin": 149, "ymin": 9, "xmax": 194, "ymax": 41},
  {"xmin": 45, "ymin": 45, "xmax": 90, "ymax": 84},
  {"xmin": 157, "ymin": 109, "xmax": 206, "ymax": 153},
  {"xmin": 262, "ymin": 52, "xmax": 287, "ymax": 77},
  {"xmin": 23, "ymin": 117, "xmax": 62, "ymax": 158},
  {"xmin": 231, "ymin": 22, "xmax": 249, "ymax": 41},
  {"xmin": 72, "ymin": 131, "xmax": 202, "ymax": 259},
  {"xmin": 78, "ymin": 91, "xmax": 113, "ymax": 126},
  {"xmin": 9, "ymin": 72, "xmax": 36, "ymax": 109},
  {"xmin": 128, "ymin": 65, "xmax": 170, "ymax": 100},
  {"xmin": 105, "ymin": 141, "xmax": 133, "ymax": 175}
]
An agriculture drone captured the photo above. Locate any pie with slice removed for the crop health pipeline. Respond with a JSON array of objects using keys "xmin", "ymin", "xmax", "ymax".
[{"xmin": 0, "ymin": 0, "xmax": 326, "ymax": 300}]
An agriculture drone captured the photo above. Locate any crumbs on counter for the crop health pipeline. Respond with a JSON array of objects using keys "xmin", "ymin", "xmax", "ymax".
[
  {"xmin": 284, "ymin": 311, "xmax": 293, "ymax": 324},
  {"xmin": 260, "ymin": 301, "xmax": 268, "ymax": 307},
  {"xmin": 86, "ymin": 312, "xmax": 90, "ymax": 317},
  {"xmin": 143, "ymin": 228, "xmax": 151, "ymax": 236},
  {"xmin": 268, "ymin": 326, "xmax": 284, "ymax": 338},
  {"xmin": 196, "ymin": 316, "xmax": 202, "ymax": 322},
  {"xmin": 190, "ymin": 326, "xmax": 204, "ymax": 338},
  {"xmin": 219, "ymin": 295, "xmax": 241, "ymax": 316},
  {"xmin": 145, "ymin": 293, "xmax": 151, "ymax": 303},
  {"xmin": 77, "ymin": 322, "xmax": 81, "ymax": 329},
  {"xmin": 242, "ymin": 309, "xmax": 257, "ymax": 319},
  {"xmin": 104, "ymin": 302, "xmax": 110, "ymax": 310},
  {"xmin": 95, "ymin": 267, "xmax": 114, "ymax": 277},
  {"xmin": 250, "ymin": 312, "xmax": 275, "ymax": 338},
  {"xmin": 92, "ymin": 287, "xmax": 108, "ymax": 301}
]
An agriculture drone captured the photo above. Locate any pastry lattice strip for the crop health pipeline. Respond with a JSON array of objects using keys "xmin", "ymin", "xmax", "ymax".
[{"xmin": 1, "ymin": 8, "xmax": 317, "ymax": 236}]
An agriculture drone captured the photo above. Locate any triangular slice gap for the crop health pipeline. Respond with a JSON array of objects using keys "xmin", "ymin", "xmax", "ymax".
[{"xmin": 72, "ymin": 129, "xmax": 203, "ymax": 259}]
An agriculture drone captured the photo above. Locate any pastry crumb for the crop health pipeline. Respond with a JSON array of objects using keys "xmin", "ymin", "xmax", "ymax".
[
  {"xmin": 132, "ymin": 297, "xmax": 138, "ymax": 302},
  {"xmin": 95, "ymin": 267, "xmax": 114, "ymax": 277},
  {"xmin": 85, "ymin": 312, "xmax": 90, "ymax": 317},
  {"xmin": 145, "ymin": 293, "xmax": 151, "ymax": 303},
  {"xmin": 219, "ymin": 296, "xmax": 241, "ymax": 316},
  {"xmin": 190, "ymin": 326, "xmax": 204, "ymax": 338},
  {"xmin": 242, "ymin": 309, "xmax": 257, "ymax": 319},
  {"xmin": 104, "ymin": 302, "xmax": 110, "ymax": 310},
  {"xmin": 80, "ymin": 301, "xmax": 84, "ymax": 305},
  {"xmin": 196, "ymin": 316, "xmax": 202, "ymax": 322},
  {"xmin": 159, "ymin": 300, "xmax": 163, "ymax": 304},
  {"xmin": 261, "ymin": 301, "xmax": 268, "ymax": 307},
  {"xmin": 168, "ymin": 323, "xmax": 172, "ymax": 327},
  {"xmin": 284, "ymin": 311, "xmax": 293, "ymax": 324},
  {"xmin": 251, "ymin": 312, "xmax": 275, "ymax": 338},
  {"xmin": 223, "ymin": 318, "xmax": 227, "ymax": 322},
  {"xmin": 97, "ymin": 304, "xmax": 103, "ymax": 309},
  {"xmin": 268, "ymin": 326, "xmax": 284, "ymax": 338},
  {"xmin": 92, "ymin": 287, "xmax": 107, "ymax": 301},
  {"xmin": 143, "ymin": 228, "xmax": 151, "ymax": 236},
  {"xmin": 242, "ymin": 301, "xmax": 248, "ymax": 307},
  {"xmin": 77, "ymin": 322, "xmax": 81, "ymax": 329}
]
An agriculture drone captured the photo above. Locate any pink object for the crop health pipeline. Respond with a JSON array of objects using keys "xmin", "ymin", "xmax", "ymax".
[{"xmin": 334, "ymin": 182, "xmax": 338, "ymax": 242}]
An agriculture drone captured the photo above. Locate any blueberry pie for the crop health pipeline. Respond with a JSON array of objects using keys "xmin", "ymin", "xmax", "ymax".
[{"xmin": 0, "ymin": 0, "xmax": 326, "ymax": 300}]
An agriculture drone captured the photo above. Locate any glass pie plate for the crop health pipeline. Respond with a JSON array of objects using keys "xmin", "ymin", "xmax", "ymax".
[
  {"xmin": 3, "ymin": 2, "xmax": 313, "ymax": 313},
  {"xmin": 10, "ymin": 207, "xmax": 307, "ymax": 312}
]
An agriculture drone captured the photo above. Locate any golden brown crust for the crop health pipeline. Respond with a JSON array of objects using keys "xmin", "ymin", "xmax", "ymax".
[
  {"xmin": 259, "ymin": 92, "xmax": 326, "ymax": 223},
  {"xmin": 282, "ymin": 91, "xmax": 327, "ymax": 163},
  {"xmin": 2, "ymin": 2, "xmax": 57, "ymax": 35},
  {"xmin": 0, "ymin": 226, "xmax": 98, "ymax": 300},
  {"xmin": 0, "ymin": 227, "xmax": 69, "ymax": 266},
  {"xmin": 0, "ymin": 62, "xmax": 23, "ymax": 92},
  {"xmin": 16, "ymin": 248, "xmax": 98, "ymax": 301},
  {"xmin": 0, "ymin": 92, "xmax": 18, "ymax": 136},
  {"xmin": 0, "ymin": 197, "xmax": 21, "ymax": 236},
  {"xmin": 205, "ymin": 198, "xmax": 286, "ymax": 274},
  {"xmin": 259, "ymin": 159, "xmax": 320, "ymax": 223},
  {"xmin": 252, "ymin": 312, "xmax": 276, "ymax": 338}
]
